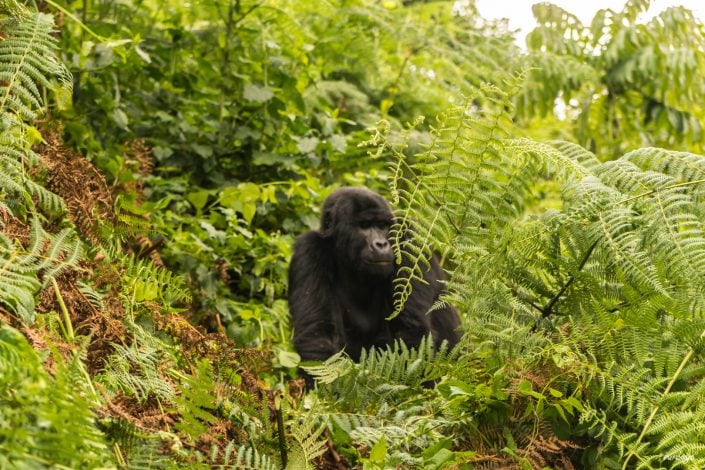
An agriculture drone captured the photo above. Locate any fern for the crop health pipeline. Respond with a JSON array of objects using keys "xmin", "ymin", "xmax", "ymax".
[
  {"xmin": 113, "ymin": 247, "xmax": 191, "ymax": 308},
  {"xmin": 284, "ymin": 401, "xmax": 327, "ymax": 470},
  {"xmin": 367, "ymin": 79, "xmax": 705, "ymax": 466},
  {"xmin": 300, "ymin": 350, "xmax": 354, "ymax": 385},
  {"xmin": 98, "ymin": 323, "xmax": 176, "ymax": 403},
  {"xmin": 311, "ymin": 336, "xmax": 454, "ymax": 407},
  {"xmin": 0, "ymin": 218, "xmax": 82, "ymax": 323},
  {"xmin": 234, "ymin": 445, "xmax": 279, "ymax": 470},
  {"xmin": 173, "ymin": 359, "xmax": 220, "ymax": 442},
  {"xmin": 301, "ymin": 338, "xmax": 459, "ymax": 466},
  {"xmin": 77, "ymin": 279, "xmax": 105, "ymax": 311},
  {"xmin": 0, "ymin": 2, "xmax": 83, "ymax": 325},
  {"xmin": 0, "ymin": 1, "xmax": 71, "ymax": 121},
  {"xmin": 0, "ymin": 120, "xmax": 67, "ymax": 216},
  {"xmin": 0, "ymin": 325, "xmax": 112, "ymax": 467}
]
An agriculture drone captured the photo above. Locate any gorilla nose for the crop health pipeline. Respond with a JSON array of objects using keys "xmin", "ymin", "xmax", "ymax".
[
  {"xmin": 374, "ymin": 238, "xmax": 389, "ymax": 248},
  {"xmin": 372, "ymin": 239, "xmax": 391, "ymax": 254}
]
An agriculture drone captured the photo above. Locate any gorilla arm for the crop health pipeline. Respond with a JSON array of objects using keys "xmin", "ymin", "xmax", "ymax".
[
  {"xmin": 287, "ymin": 231, "xmax": 343, "ymax": 361},
  {"xmin": 391, "ymin": 255, "xmax": 461, "ymax": 350}
]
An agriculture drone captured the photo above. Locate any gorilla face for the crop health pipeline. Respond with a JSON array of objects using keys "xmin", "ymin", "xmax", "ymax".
[
  {"xmin": 323, "ymin": 188, "xmax": 396, "ymax": 277},
  {"xmin": 353, "ymin": 218, "xmax": 395, "ymax": 276}
]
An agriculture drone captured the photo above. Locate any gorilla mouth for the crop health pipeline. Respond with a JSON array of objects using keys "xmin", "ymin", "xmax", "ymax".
[{"xmin": 365, "ymin": 259, "xmax": 394, "ymax": 267}]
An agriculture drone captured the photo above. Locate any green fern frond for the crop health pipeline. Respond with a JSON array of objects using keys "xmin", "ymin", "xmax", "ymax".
[
  {"xmin": 0, "ymin": 325, "xmax": 112, "ymax": 467},
  {"xmin": 173, "ymin": 359, "xmax": 219, "ymax": 442},
  {"xmin": 114, "ymin": 433, "xmax": 174, "ymax": 469},
  {"xmin": 36, "ymin": 226, "xmax": 83, "ymax": 283},
  {"xmin": 598, "ymin": 159, "xmax": 705, "ymax": 289},
  {"xmin": 300, "ymin": 350, "xmax": 354, "ymax": 385},
  {"xmin": 99, "ymin": 325, "xmax": 176, "ymax": 402},
  {"xmin": 76, "ymin": 280, "xmax": 105, "ymax": 311},
  {"xmin": 285, "ymin": 403, "xmax": 327, "ymax": 470},
  {"xmin": 0, "ymin": 146, "xmax": 66, "ymax": 214},
  {"xmin": 625, "ymin": 147, "xmax": 705, "ymax": 212},
  {"xmin": 0, "ymin": 4, "xmax": 72, "ymax": 120},
  {"xmin": 0, "ymin": 218, "xmax": 82, "ymax": 323},
  {"xmin": 313, "ymin": 337, "xmax": 454, "ymax": 411},
  {"xmin": 234, "ymin": 445, "xmax": 279, "ymax": 470},
  {"xmin": 0, "ymin": 231, "xmax": 40, "ymax": 321},
  {"xmin": 372, "ymin": 74, "xmax": 705, "ymax": 465},
  {"xmin": 326, "ymin": 402, "xmax": 447, "ymax": 467},
  {"xmin": 580, "ymin": 406, "xmax": 649, "ymax": 465},
  {"xmin": 0, "ymin": 126, "xmax": 67, "ymax": 216},
  {"xmin": 381, "ymin": 82, "xmax": 522, "ymax": 318},
  {"xmin": 548, "ymin": 139, "xmax": 601, "ymax": 170},
  {"xmin": 108, "ymin": 247, "xmax": 190, "ymax": 307}
]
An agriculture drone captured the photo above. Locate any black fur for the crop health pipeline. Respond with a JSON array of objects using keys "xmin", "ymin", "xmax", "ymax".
[{"xmin": 288, "ymin": 187, "xmax": 461, "ymax": 374}]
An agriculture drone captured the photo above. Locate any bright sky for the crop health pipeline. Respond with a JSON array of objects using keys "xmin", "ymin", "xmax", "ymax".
[{"xmin": 476, "ymin": 0, "xmax": 705, "ymax": 46}]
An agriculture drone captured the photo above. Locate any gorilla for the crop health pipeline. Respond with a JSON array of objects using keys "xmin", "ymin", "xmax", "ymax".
[{"xmin": 287, "ymin": 187, "xmax": 461, "ymax": 373}]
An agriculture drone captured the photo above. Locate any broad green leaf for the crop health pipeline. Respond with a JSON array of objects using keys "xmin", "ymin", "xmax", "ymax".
[{"xmin": 369, "ymin": 435, "xmax": 387, "ymax": 463}]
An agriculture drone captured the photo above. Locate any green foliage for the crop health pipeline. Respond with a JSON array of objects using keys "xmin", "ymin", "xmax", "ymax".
[
  {"xmin": 0, "ymin": 0, "xmax": 70, "ymax": 214},
  {"xmin": 148, "ymin": 177, "xmax": 316, "ymax": 333},
  {"xmin": 0, "ymin": 325, "xmax": 113, "ymax": 467},
  {"xmin": 519, "ymin": 1, "xmax": 705, "ymax": 158},
  {"xmin": 367, "ymin": 74, "xmax": 705, "ymax": 465},
  {"xmin": 234, "ymin": 444, "xmax": 279, "ymax": 470},
  {"xmin": 282, "ymin": 400, "xmax": 327, "ymax": 470},
  {"xmin": 99, "ymin": 323, "xmax": 176, "ymax": 403},
  {"xmin": 7, "ymin": 0, "xmax": 705, "ymax": 467},
  {"xmin": 0, "ymin": 1, "xmax": 71, "ymax": 122},
  {"xmin": 0, "ymin": 135, "xmax": 66, "ymax": 215},
  {"xmin": 53, "ymin": 0, "xmax": 518, "ymax": 342},
  {"xmin": 173, "ymin": 359, "xmax": 220, "ymax": 441},
  {"xmin": 303, "ymin": 338, "xmax": 469, "ymax": 467},
  {"xmin": 117, "ymin": 247, "xmax": 190, "ymax": 309},
  {"xmin": 0, "ymin": 1, "xmax": 83, "ymax": 324},
  {"xmin": 0, "ymin": 220, "xmax": 82, "ymax": 323},
  {"xmin": 307, "ymin": 337, "xmax": 455, "ymax": 406}
]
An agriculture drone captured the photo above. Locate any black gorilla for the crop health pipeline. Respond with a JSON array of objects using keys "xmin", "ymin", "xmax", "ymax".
[{"xmin": 288, "ymin": 187, "xmax": 461, "ymax": 369}]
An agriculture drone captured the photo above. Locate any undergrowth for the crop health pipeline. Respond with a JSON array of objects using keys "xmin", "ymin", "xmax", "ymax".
[{"xmin": 3, "ymin": 1, "xmax": 705, "ymax": 469}]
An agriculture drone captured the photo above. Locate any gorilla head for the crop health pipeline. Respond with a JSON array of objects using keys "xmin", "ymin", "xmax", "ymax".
[{"xmin": 320, "ymin": 187, "xmax": 395, "ymax": 277}]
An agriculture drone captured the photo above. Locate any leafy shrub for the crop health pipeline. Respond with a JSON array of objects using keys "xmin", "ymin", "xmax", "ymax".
[{"xmin": 0, "ymin": 325, "xmax": 112, "ymax": 467}]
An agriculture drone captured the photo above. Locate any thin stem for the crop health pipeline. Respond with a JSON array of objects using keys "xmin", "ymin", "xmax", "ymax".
[
  {"xmin": 52, "ymin": 277, "xmax": 74, "ymax": 342},
  {"xmin": 44, "ymin": 0, "xmax": 105, "ymax": 41},
  {"xmin": 542, "ymin": 239, "xmax": 598, "ymax": 318},
  {"xmin": 618, "ymin": 178, "xmax": 705, "ymax": 205},
  {"xmin": 275, "ymin": 394, "xmax": 287, "ymax": 467}
]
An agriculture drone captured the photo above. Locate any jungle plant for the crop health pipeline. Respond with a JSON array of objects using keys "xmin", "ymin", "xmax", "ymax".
[
  {"xmin": 0, "ymin": 325, "xmax": 113, "ymax": 467},
  {"xmin": 363, "ymin": 76, "xmax": 705, "ymax": 466},
  {"xmin": 7, "ymin": 0, "xmax": 705, "ymax": 468},
  {"xmin": 518, "ymin": 0, "xmax": 705, "ymax": 159},
  {"xmin": 0, "ymin": 1, "xmax": 83, "ymax": 323}
]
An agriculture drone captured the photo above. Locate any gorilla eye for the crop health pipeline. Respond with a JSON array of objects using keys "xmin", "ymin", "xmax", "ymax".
[{"xmin": 359, "ymin": 221, "xmax": 372, "ymax": 229}]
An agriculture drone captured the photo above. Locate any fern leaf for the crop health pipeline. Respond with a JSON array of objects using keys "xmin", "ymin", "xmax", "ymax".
[
  {"xmin": 234, "ymin": 445, "xmax": 279, "ymax": 470},
  {"xmin": 0, "ymin": 5, "xmax": 71, "ymax": 120}
]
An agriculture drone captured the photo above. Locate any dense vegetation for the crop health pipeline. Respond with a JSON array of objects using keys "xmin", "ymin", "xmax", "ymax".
[{"xmin": 2, "ymin": 0, "xmax": 705, "ymax": 467}]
